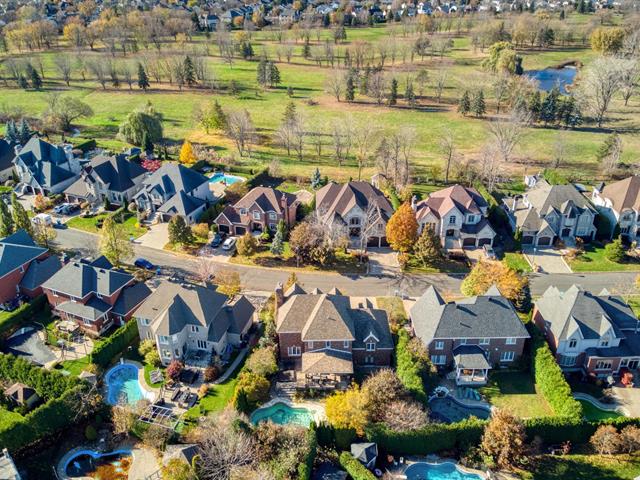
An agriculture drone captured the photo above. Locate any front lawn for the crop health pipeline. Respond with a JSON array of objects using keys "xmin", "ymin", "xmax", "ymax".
[
  {"xmin": 503, "ymin": 252, "xmax": 533, "ymax": 273},
  {"xmin": 375, "ymin": 297, "xmax": 408, "ymax": 330},
  {"xmin": 479, "ymin": 371, "xmax": 553, "ymax": 418},
  {"xmin": 67, "ymin": 213, "xmax": 147, "ymax": 238},
  {"xmin": 405, "ymin": 256, "xmax": 470, "ymax": 274},
  {"xmin": 568, "ymin": 245, "xmax": 640, "ymax": 272},
  {"xmin": 520, "ymin": 454, "xmax": 640, "ymax": 480}
]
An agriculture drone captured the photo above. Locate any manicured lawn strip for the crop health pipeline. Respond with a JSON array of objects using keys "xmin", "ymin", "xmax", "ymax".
[
  {"xmin": 67, "ymin": 213, "xmax": 147, "ymax": 238},
  {"xmin": 503, "ymin": 252, "xmax": 533, "ymax": 273},
  {"xmin": 568, "ymin": 245, "xmax": 640, "ymax": 272},
  {"xmin": 405, "ymin": 256, "xmax": 469, "ymax": 274},
  {"xmin": 520, "ymin": 454, "xmax": 640, "ymax": 480},
  {"xmin": 577, "ymin": 399, "xmax": 621, "ymax": 421},
  {"xmin": 375, "ymin": 297, "xmax": 407, "ymax": 327},
  {"xmin": 58, "ymin": 356, "xmax": 91, "ymax": 376},
  {"xmin": 479, "ymin": 371, "xmax": 554, "ymax": 419}
]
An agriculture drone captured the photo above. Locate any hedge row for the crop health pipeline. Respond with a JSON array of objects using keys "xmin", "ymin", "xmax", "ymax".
[
  {"xmin": 316, "ymin": 421, "xmax": 357, "ymax": 450},
  {"xmin": 90, "ymin": 319, "xmax": 139, "ymax": 367},
  {"xmin": 395, "ymin": 329, "xmax": 428, "ymax": 403},
  {"xmin": 0, "ymin": 295, "xmax": 47, "ymax": 339},
  {"xmin": 529, "ymin": 324, "xmax": 583, "ymax": 419},
  {"xmin": 297, "ymin": 424, "xmax": 317, "ymax": 480},
  {"xmin": 338, "ymin": 451, "xmax": 377, "ymax": 480},
  {"xmin": 0, "ymin": 353, "xmax": 77, "ymax": 400}
]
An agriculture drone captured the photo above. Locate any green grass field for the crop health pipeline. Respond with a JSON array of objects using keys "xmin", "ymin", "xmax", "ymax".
[
  {"xmin": 577, "ymin": 399, "xmax": 621, "ymax": 421},
  {"xmin": 568, "ymin": 245, "xmax": 640, "ymax": 272},
  {"xmin": 503, "ymin": 252, "xmax": 533, "ymax": 273},
  {"xmin": 0, "ymin": 408, "xmax": 24, "ymax": 430},
  {"xmin": 480, "ymin": 371, "xmax": 554, "ymax": 418},
  {"xmin": 66, "ymin": 213, "xmax": 147, "ymax": 237},
  {"xmin": 520, "ymin": 454, "xmax": 640, "ymax": 480}
]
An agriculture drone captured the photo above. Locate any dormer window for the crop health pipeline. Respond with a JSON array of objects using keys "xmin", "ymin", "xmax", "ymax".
[
  {"xmin": 240, "ymin": 208, "xmax": 247, "ymax": 215},
  {"xmin": 600, "ymin": 338, "xmax": 609, "ymax": 347},
  {"xmin": 350, "ymin": 217, "xmax": 360, "ymax": 226},
  {"xmin": 191, "ymin": 325, "xmax": 198, "ymax": 333},
  {"xmin": 569, "ymin": 339, "xmax": 577, "ymax": 349},
  {"xmin": 449, "ymin": 215, "xmax": 456, "ymax": 224},
  {"xmin": 253, "ymin": 211, "xmax": 260, "ymax": 220},
  {"xmin": 269, "ymin": 212, "xmax": 277, "ymax": 220},
  {"xmin": 466, "ymin": 215, "xmax": 476, "ymax": 223},
  {"xmin": 366, "ymin": 342, "xmax": 376, "ymax": 352}
]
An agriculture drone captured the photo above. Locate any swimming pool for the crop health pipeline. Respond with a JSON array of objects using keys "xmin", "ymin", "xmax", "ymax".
[
  {"xmin": 404, "ymin": 462, "xmax": 483, "ymax": 480},
  {"xmin": 209, "ymin": 172, "xmax": 245, "ymax": 186},
  {"xmin": 250, "ymin": 402, "xmax": 315, "ymax": 427},
  {"xmin": 429, "ymin": 396, "xmax": 491, "ymax": 424},
  {"xmin": 64, "ymin": 449, "xmax": 132, "ymax": 479},
  {"xmin": 105, "ymin": 363, "xmax": 153, "ymax": 406}
]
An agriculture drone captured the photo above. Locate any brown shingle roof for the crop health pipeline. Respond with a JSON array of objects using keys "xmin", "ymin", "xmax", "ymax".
[
  {"xmin": 315, "ymin": 181, "xmax": 394, "ymax": 223},
  {"xmin": 301, "ymin": 349, "xmax": 354, "ymax": 375},
  {"xmin": 601, "ymin": 176, "xmax": 640, "ymax": 213},
  {"xmin": 415, "ymin": 185, "xmax": 487, "ymax": 221}
]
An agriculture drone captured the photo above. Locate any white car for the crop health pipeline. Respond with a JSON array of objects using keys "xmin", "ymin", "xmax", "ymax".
[{"xmin": 222, "ymin": 237, "xmax": 237, "ymax": 251}]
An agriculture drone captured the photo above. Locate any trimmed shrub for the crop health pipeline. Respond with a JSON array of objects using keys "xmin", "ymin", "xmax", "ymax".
[
  {"xmin": 395, "ymin": 329, "xmax": 432, "ymax": 403},
  {"xmin": 90, "ymin": 319, "xmax": 139, "ymax": 368},
  {"xmin": 297, "ymin": 424, "xmax": 317, "ymax": 480},
  {"xmin": 0, "ymin": 296, "xmax": 47, "ymax": 339},
  {"xmin": 338, "ymin": 451, "xmax": 376, "ymax": 480}
]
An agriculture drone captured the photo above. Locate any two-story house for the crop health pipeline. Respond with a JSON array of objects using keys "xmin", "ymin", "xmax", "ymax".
[
  {"xmin": 315, "ymin": 181, "xmax": 395, "ymax": 248},
  {"xmin": 64, "ymin": 154, "xmax": 147, "ymax": 206},
  {"xmin": 534, "ymin": 285, "xmax": 640, "ymax": 377},
  {"xmin": 134, "ymin": 280, "xmax": 255, "ymax": 366},
  {"xmin": 410, "ymin": 285, "xmax": 530, "ymax": 386},
  {"xmin": 214, "ymin": 187, "xmax": 299, "ymax": 235},
  {"xmin": 591, "ymin": 176, "xmax": 640, "ymax": 241},
  {"xmin": 413, "ymin": 185, "xmax": 496, "ymax": 250},
  {"xmin": 133, "ymin": 163, "xmax": 215, "ymax": 224},
  {"xmin": 275, "ymin": 284, "xmax": 393, "ymax": 389},
  {"xmin": 13, "ymin": 137, "xmax": 81, "ymax": 195},
  {"xmin": 502, "ymin": 178, "xmax": 597, "ymax": 246},
  {"xmin": 0, "ymin": 139, "xmax": 16, "ymax": 183},
  {"xmin": 0, "ymin": 230, "xmax": 60, "ymax": 305},
  {"xmin": 41, "ymin": 257, "xmax": 151, "ymax": 336}
]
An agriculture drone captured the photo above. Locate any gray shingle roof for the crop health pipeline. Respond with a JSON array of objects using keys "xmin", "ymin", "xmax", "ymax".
[
  {"xmin": 0, "ymin": 230, "xmax": 46, "ymax": 278},
  {"xmin": 315, "ymin": 181, "xmax": 394, "ymax": 224},
  {"xmin": 158, "ymin": 190, "xmax": 206, "ymax": 217},
  {"xmin": 56, "ymin": 297, "xmax": 111, "ymax": 320},
  {"xmin": 112, "ymin": 282, "xmax": 152, "ymax": 317},
  {"xmin": 19, "ymin": 255, "xmax": 61, "ymax": 291},
  {"xmin": 89, "ymin": 154, "xmax": 146, "ymax": 193},
  {"xmin": 42, "ymin": 258, "xmax": 133, "ymax": 298},
  {"xmin": 410, "ymin": 286, "xmax": 529, "ymax": 342},
  {"xmin": 0, "ymin": 139, "xmax": 15, "ymax": 172},
  {"xmin": 139, "ymin": 163, "xmax": 209, "ymax": 198},
  {"xmin": 453, "ymin": 345, "xmax": 492, "ymax": 370}
]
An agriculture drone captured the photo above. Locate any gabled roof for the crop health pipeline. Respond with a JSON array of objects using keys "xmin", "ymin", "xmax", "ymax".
[
  {"xmin": 410, "ymin": 286, "xmax": 530, "ymax": 341},
  {"xmin": 453, "ymin": 345, "xmax": 492, "ymax": 370},
  {"xmin": 600, "ymin": 176, "xmax": 640, "ymax": 213},
  {"xmin": 19, "ymin": 255, "xmax": 61, "ymax": 291},
  {"xmin": 4, "ymin": 382, "xmax": 39, "ymax": 404},
  {"xmin": 536, "ymin": 285, "xmax": 638, "ymax": 341},
  {"xmin": 0, "ymin": 139, "xmax": 15, "ymax": 172},
  {"xmin": 301, "ymin": 349, "xmax": 354, "ymax": 375},
  {"xmin": 415, "ymin": 185, "xmax": 487, "ymax": 221},
  {"xmin": 112, "ymin": 282, "xmax": 152, "ymax": 317},
  {"xmin": 56, "ymin": 297, "xmax": 112, "ymax": 320},
  {"xmin": 158, "ymin": 190, "xmax": 206, "ymax": 217},
  {"xmin": 16, "ymin": 137, "xmax": 67, "ymax": 166},
  {"xmin": 233, "ymin": 187, "xmax": 297, "ymax": 213},
  {"xmin": 0, "ymin": 230, "xmax": 47, "ymax": 278},
  {"xmin": 87, "ymin": 154, "xmax": 147, "ymax": 193},
  {"xmin": 315, "ymin": 181, "xmax": 394, "ymax": 223},
  {"xmin": 139, "ymin": 163, "xmax": 208, "ymax": 198},
  {"xmin": 23, "ymin": 160, "xmax": 75, "ymax": 189},
  {"xmin": 42, "ymin": 257, "xmax": 133, "ymax": 298}
]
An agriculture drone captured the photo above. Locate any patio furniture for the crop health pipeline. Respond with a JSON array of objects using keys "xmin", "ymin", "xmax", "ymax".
[
  {"xmin": 180, "ymin": 369, "xmax": 198, "ymax": 385},
  {"xmin": 186, "ymin": 393, "xmax": 198, "ymax": 408},
  {"xmin": 171, "ymin": 389, "xmax": 183, "ymax": 402},
  {"xmin": 150, "ymin": 369, "xmax": 164, "ymax": 384}
]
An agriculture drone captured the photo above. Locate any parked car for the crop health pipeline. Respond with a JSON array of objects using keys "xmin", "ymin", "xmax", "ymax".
[
  {"xmin": 222, "ymin": 237, "xmax": 237, "ymax": 251},
  {"xmin": 483, "ymin": 244, "xmax": 496, "ymax": 260},
  {"xmin": 53, "ymin": 203, "xmax": 70, "ymax": 214},
  {"xmin": 210, "ymin": 233, "xmax": 223, "ymax": 248},
  {"xmin": 134, "ymin": 258, "xmax": 155, "ymax": 270}
]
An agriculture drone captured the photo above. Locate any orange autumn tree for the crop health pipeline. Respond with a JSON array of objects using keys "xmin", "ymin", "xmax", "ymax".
[
  {"xmin": 179, "ymin": 140, "xmax": 197, "ymax": 166},
  {"xmin": 386, "ymin": 202, "xmax": 418, "ymax": 254},
  {"xmin": 461, "ymin": 260, "xmax": 529, "ymax": 307}
]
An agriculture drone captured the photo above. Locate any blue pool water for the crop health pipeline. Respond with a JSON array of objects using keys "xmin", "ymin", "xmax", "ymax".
[
  {"xmin": 525, "ymin": 66, "xmax": 577, "ymax": 94},
  {"xmin": 250, "ymin": 402, "xmax": 314, "ymax": 427},
  {"xmin": 105, "ymin": 364, "xmax": 151, "ymax": 405},
  {"xmin": 209, "ymin": 172, "xmax": 245, "ymax": 186},
  {"xmin": 404, "ymin": 462, "xmax": 483, "ymax": 480}
]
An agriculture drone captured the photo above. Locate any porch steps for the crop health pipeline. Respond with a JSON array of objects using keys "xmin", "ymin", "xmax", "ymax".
[{"xmin": 275, "ymin": 382, "xmax": 297, "ymax": 399}]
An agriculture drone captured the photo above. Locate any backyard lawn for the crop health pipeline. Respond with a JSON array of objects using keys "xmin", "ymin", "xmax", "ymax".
[
  {"xmin": 503, "ymin": 252, "xmax": 533, "ymax": 273},
  {"xmin": 520, "ymin": 454, "xmax": 640, "ymax": 480},
  {"xmin": 568, "ymin": 245, "xmax": 640, "ymax": 272},
  {"xmin": 479, "ymin": 371, "xmax": 553, "ymax": 418},
  {"xmin": 375, "ymin": 297, "xmax": 408, "ymax": 329},
  {"xmin": 144, "ymin": 364, "xmax": 165, "ymax": 388},
  {"xmin": 67, "ymin": 213, "xmax": 148, "ymax": 238},
  {"xmin": 57, "ymin": 356, "xmax": 91, "ymax": 377},
  {"xmin": 0, "ymin": 408, "xmax": 24, "ymax": 429},
  {"xmin": 577, "ymin": 399, "xmax": 621, "ymax": 421}
]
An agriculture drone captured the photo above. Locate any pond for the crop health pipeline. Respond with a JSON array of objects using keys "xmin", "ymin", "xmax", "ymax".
[
  {"xmin": 404, "ymin": 462, "xmax": 484, "ymax": 480},
  {"xmin": 105, "ymin": 363, "xmax": 154, "ymax": 406},
  {"xmin": 250, "ymin": 402, "xmax": 315, "ymax": 427},
  {"xmin": 65, "ymin": 449, "xmax": 132, "ymax": 479},
  {"xmin": 429, "ymin": 396, "xmax": 491, "ymax": 424},
  {"xmin": 525, "ymin": 66, "xmax": 577, "ymax": 94}
]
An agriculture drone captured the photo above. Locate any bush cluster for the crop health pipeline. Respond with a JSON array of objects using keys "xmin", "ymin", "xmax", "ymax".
[
  {"xmin": 90, "ymin": 319, "xmax": 139, "ymax": 367},
  {"xmin": 297, "ymin": 424, "xmax": 318, "ymax": 480},
  {"xmin": 395, "ymin": 329, "xmax": 436, "ymax": 403}
]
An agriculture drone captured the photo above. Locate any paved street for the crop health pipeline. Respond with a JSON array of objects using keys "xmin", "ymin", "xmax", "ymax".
[{"xmin": 52, "ymin": 228, "xmax": 640, "ymax": 298}]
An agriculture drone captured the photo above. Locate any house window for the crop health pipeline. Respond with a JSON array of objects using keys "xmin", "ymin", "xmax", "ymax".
[
  {"xmin": 350, "ymin": 217, "xmax": 360, "ymax": 225},
  {"xmin": 83, "ymin": 319, "xmax": 91, "ymax": 326},
  {"xmin": 141, "ymin": 318, "xmax": 150, "ymax": 326},
  {"xmin": 600, "ymin": 339, "xmax": 610, "ymax": 347},
  {"xmin": 325, "ymin": 341, "xmax": 331, "ymax": 348},
  {"xmin": 162, "ymin": 349, "xmax": 171, "ymax": 358},
  {"xmin": 269, "ymin": 212, "xmax": 277, "ymax": 220},
  {"xmin": 621, "ymin": 359, "xmax": 629, "ymax": 367},
  {"xmin": 197, "ymin": 340, "xmax": 207, "ymax": 349},
  {"xmin": 435, "ymin": 341, "xmax": 444, "ymax": 350},
  {"xmin": 480, "ymin": 338, "xmax": 490, "ymax": 345},
  {"xmin": 366, "ymin": 342, "xmax": 376, "ymax": 352},
  {"xmin": 191, "ymin": 325, "xmax": 198, "ymax": 333},
  {"xmin": 343, "ymin": 340, "xmax": 349, "ymax": 349},
  {"xmin": 506, "ymin": 338, "xmax": 517, "ymax": 345},
  {"xmin": 253, "ymin": 211, "xmax": 260, "ymax": 220},
  {"xmin": 431, "ymin": 355, "xmax": 447, "ymax": 365},
  {"xmin": 559, "ymin": 355, "xmax": 577, "ymax": 367},
  {"xmin": 269, "ymin": 223, "xmax": 276, "ymax": 230},
  {"xmin": 500, "ymin": 351, "xmax": 515, "ymax": 362},
  {"xmin": 307, "ymin": 341, "xmax": 314, "ymax": 350},
  {"xmin": 287, "ymin": 346, "xmax": 301, "ymax": 357},
  {"xmin": 449, "ymin": 215, "xmax": 456, "ymax": 224},
  {"xmin": 174, "ymin": 349, "xmax": 180, "ymax": 357},
  {"xmin": 146, "ymin": 331, "xmax": 152, "ymax": 339},
  {"xmin": 365, "ymin": 355, "xmax": 374, "ymax": 364},
  {"xmin": 467, "ymin": 215, "xmax": 476, "ymax": 223},
  {"xmin": 240, "ymin": 208, "xmax": 247, "ymax": 215},
  {"xmin": 595, "ymin": 360, "xmax": 613, "ymax": 370},
  {"xmin": 158, "ymin": 336, "xmax": 169, "ymax": 344},
  {"xmin": 569, "ymin": 339, "xmax": 577, "ymax": 349},
  {"xmin": 459, "ymin": 339, "xmax": 467, "ymax": 345}
]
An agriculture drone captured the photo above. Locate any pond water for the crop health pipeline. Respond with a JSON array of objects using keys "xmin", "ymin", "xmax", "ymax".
[
  {"xmin": 250, "ymin": 402, "xmax": 315, "ymax": 427},
  {"xmin": 525, "ymin": 66, "xmax": 577, "ymax": 94},
  {"xmin": 65, "ymin": 449, "xmax": 132, "ymax": 479},
  {"xmin": 429, "ymin": 396, "xmax": 491, "ymax": 424},
  {"xmin": 105, "ymin": 363, "xmax": 153, "ymax": 406},
  {"xmin": 404, "ymin": 462, "xmax": 483, "ymax": 480}
]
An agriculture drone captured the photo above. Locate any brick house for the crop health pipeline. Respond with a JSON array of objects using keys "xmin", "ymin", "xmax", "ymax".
[
  {"xmin": 214, "ymin": 187, "xmax": 299, "ymax": 235},
  {"xmin": 413, "ymin": 184, "xmax": 496, "ymax": 250},
  {"xmin": 275, "ymin": 284, "xmax": 393, "ymax": 389},
  {"xmin": 533, "ymin": 285, "xmax": 640, "ymax": 378},
  {"xmin": 41, "ymin": 257, "xmax": 151, "ymax": 336},
  {"xmin": 410, "ymin": 285, "xmax": 530, "ymax": 386},
  {"xmin": 0, "ymin": 230, "xmax": 60, "ymax": 305},
  {"xmin": 134, "ymin": 280, "xmax": 256, "ymax": 366}
]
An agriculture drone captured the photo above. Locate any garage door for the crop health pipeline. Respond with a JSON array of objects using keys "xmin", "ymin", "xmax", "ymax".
[
  {"xmin": 235, "ymin": 226, "xmax": 246, "ymax": 235},
  {"xmin": 462, "ymin": 238, "xmax": 476, "ymax": 247},
  {"xmin": 537, "ymin": 236, "xmax": 552, "ymax": 246},
  {"xmin": 478, "ymin": 238, "xmax": 492, "ymax": 246},
  {"xmin": 522, "ymin": 236, "xmax": 534, "ymax": 245},
  {"xmin": 218, "ymin": 225, "xmax": 230, "ymax": 234}
]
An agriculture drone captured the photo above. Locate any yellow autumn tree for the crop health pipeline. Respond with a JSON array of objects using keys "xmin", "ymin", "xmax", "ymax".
[
  {"xmin": 461, "ymin": 260, "xmax": 527, "ymax": 304},
  {"xmin": 179, "ymin": 140, "xmax": 197, "ymax": 166},
  {"xmin": 386, "ymin": 202, "xmax": 418, "ymax": 253},
  {"xmin": 324, "ymin": 384, "xmax": 369, "ymax": 435}
]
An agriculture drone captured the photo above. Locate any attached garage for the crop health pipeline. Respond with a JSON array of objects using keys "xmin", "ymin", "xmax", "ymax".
[
  {"xmin": 478, "ymin": 238, "xmax": 492, "ymax": 247},
  {"xmin": 234, "ymin": 226, "xmax": 246, "ymax": 235},
  {"xmin": 522, "ymin": 236, "xmax": 534, "ymax": 245},
  {"xmin": 462, "ymin": 238, "xmax": 477, "ymax": 247},
  {"xmin": 218, "ymin": 224, "xmax": 230, "ymax": 234},
  {"xmin": 537, "ymin": 236, "xmax": 552, "ymax": 246}
]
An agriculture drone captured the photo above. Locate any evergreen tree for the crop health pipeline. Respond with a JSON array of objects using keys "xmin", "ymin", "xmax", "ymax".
[
  {"xmin": 137, "ymin": 63, "xmax": 150, "ymax": 90},
  {"xmin": 241, "ymin": 42, "xmax": 254, "ymax": 59},
  {"xmin": 405, "ymin": 82, "xmax": 417, "ymax": 108},
  {"xmin": 183, "ymin": 56, "xmax": 196, "ymax": 86},
  {"xmin": 388, "ymin": 78, "xmax": 398, "ymax": 106},
  {"xmin": 4, "ymin": 120, "xmax": 17, "ymax": 144},
  {"xmin": 283, "ymin": 101, "xmax": 297, "ymax": 124},
  {"xmin": 345, "ymin": 71, "xmax": 356, "ymax": 102},
  {"xmin": 268, "ymin": 61, "xmax": 280, "ymax": 87},
  {"xmin": 18, "ymin": 75, "xmax": 28, "ymax": 90},
  {"xmin": 142, "ymin": 131, "xmax": 154, "ymax": 153},
  {"xmin": 343, "ymin": 50, "xmax": 351, "ymax": 68},
  {"xmin": 540, "ymin": 87, "xmax": 560, "ymax": 125},
  {"xmin": 559, "ymin": 96, "xmax": 582, "ymax": 128},
  {"xmin": 528, "ymin": 90, "xmax": 542, "ymax": 121},
  {"xmin": 302, "ymin": 38, "xmax": 311, "ymax": 59},
  {"xmin": 0, "ymin": 200, "xmax": 14, "ymax": 237},
  {"xmin": 11, "ymin": 193, "xmax": 32, "ymax": 236},
  {"xmin": 168, "ymin": 215, "xmax": 194, "ymax": 246},
  {"xmin": 414, "ymin": 225, "xmax": 443, "ymax": 267},
  {"xmin": 310, "ymin": 167, "xmax": 322, "ymax": 189},
  {"xmin": 287, "ymin": 86, "xmax": 294, "ymax": 97},
  {"xmin": 472, "ymin": 90, "xmax": 486, "ymax": 117},
  {"xmin": 256, "ymin": 57, "xmax": 268, "ymax": 87},
  {"xmin": 17, "ymin": 119, "xmax": 31, "ymax": 145},
  {"xmin": 27, "ymin": 64, "xmax": 42, "ymax": 90},
  {"xmin": 270, "ymin": 227, "xmax": 284, "ymax": 255},
  {"xmin": 559, "ymin": 9, "xmax": 565, "ymax": 19},
  {"xmin": 458, "ymin": 91, "xmax": 471, "ymax": 116},
  {"xmin": 212, "ymin": 100, "xmax": 227, "ymax": 130}
]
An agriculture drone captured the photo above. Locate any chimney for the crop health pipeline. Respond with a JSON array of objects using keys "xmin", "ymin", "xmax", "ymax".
[
  {"xmin": 411, "ymin": 195, "xmax": 417, "ymax": 212},
  {"xmin": 280, "ymin": 193, "xmax": 288, "ymax": 225},
  {"xmin": 274, "ymin": 282, "xmax": 284, "ymax": 312}
]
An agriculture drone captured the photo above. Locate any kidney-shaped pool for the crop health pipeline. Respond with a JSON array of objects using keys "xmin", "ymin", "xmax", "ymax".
[{"xmin": 404, "ymin": 461, "xmax": 484, "ymax": 480}]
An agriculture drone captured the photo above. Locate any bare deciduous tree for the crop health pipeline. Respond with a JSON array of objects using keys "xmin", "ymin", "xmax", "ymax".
[
  {"xmin": 438, "ymin": 128, "xmax": 457, "ymax": 183},
  {"xmin": 54, "ymin": 55, "xmax": 73, "ymax": 86},
  {"xmin": 579, "ymin": 56, "xmax": 627, "ymax": 127},
  {"xmin": 353, "ymin": 120, "xmax": 380, "ymax": 180},
  {"xmin": 325, "ymin": 68, "xmax": 345, "ymax": 102},
  {"xmin": 486, "ymin": 108, "xmax": 530, "ymax": 166},
  {"xmin": 433, "ymin": 68, "xmax": 448, "ymax": 103},
  {"xmin": 226, "ymin": 109, "xmax": 256, "ymax": 157},
  {"xmin": 194, "ymin": 247, "xmax": 217, "ymax": 285}
]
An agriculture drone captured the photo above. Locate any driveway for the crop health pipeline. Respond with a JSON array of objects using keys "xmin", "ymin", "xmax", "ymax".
[
  {"xmin": 523, "ymin": 247, "xmax": 572, "ymax": 274},
  {"xmin": 367, "ymin": 248, "xmax": 399, "ymax": 276},
  {"xmin": 136, "ymin": 222, "xmax": 170, "ymax": 249}
]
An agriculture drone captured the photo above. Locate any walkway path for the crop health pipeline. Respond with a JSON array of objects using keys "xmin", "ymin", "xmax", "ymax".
[{"xmin": 213, "ymin": 344, "xmax": 250, "ymax": 385}]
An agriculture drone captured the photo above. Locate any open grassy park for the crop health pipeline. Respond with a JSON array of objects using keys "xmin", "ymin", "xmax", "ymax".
[{"xmin": 2, "ymin": 12, "xmax": 639, "ymax": 190}]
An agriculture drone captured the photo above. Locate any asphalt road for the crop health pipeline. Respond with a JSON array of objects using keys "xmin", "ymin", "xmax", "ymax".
[{"xmin": 52, "ymin": 228, "xmax": 640, "ymax": 298}]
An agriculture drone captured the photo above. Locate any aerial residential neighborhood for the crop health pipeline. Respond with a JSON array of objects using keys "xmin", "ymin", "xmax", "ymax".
[{"xmin": 1, "ymin": 0, "xmax": 640, "ymax": 479}]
